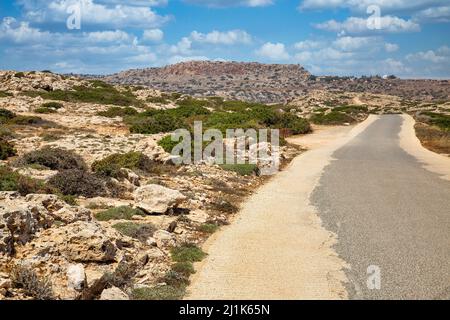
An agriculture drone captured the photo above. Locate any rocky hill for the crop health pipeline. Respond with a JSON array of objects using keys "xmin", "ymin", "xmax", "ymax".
[
  {"xmin": 102, "ymin": 61, "xmax": 450, "ymax": 103},
  {"xmin": 104, "ymin": 61, "xmax": 311, "ymax": 103}
]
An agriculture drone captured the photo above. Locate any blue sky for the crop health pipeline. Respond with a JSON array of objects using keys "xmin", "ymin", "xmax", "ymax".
[{"xmin": 0, "ymin": 0, "xmax": 449, "ymax": 78}]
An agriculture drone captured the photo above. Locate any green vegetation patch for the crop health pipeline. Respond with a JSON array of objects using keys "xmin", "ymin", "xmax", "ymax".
[
  {"xmin": 170, "ymin": 243, "xmax": 207, "ymax": 263},
  {"xmin": 310, "ymin": 111, "xmax": 356, "ymax": 125},
  {"xmin": 131, "ymin": 285, "xmax": 185, "ymax": 300},
  {"xmin": 0, "ymin": 91, "xmax": 13, "ymax": 98},
  {"xmin": 219, "ymin": 163, "xmax": 259, "ymax": 176},
  {"xmin": 91, "ymin": 151, "xmax": 154, "ymax": 178},
  {"xmin": 198, "ymin": 223, "xmax": 219, "ymax": 234},
  {"xmin": 17, "ymin": 147, "xmax": 86, "ymax": 171},
  {"xmin": 0, "ymin": 139, "xmax": 16, "ymax": 160},
  {"xmin": 422, "ymin": 112, "xmax": 450, "ymax": 131},
  {"xmin": 97, "ymin": 106, "xmax": 138, "ymax": 118},
  {"xmin": 48, "ymin": 169, "xmax": 107, "ymax": 197},
  {"xmin": 95, "ymin": 206, "xmax": 145, "ymax": 221},
  {"xmin": 0, "ymin": 166, "xmax": 52, "ymax": 196},
  {"xmin": 112, "ymin": 222, "xmax": 156, "ymax": 241}
]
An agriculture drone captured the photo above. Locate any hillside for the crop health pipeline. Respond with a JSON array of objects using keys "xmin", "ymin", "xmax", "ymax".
[{"xmin": 102, "ymin": 61, "xmax": 450, "ymax": 104}]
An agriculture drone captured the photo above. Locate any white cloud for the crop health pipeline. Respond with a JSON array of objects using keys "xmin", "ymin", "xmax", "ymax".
[
  {"xmin": 255, "ymin": 42, "xmax": 290, "ymax": 60},
  {"xmin": 84, "ymin": 30, "xmax": 134, "ymax": 43},
  {"xmin": 20, "ymin": 0, "xmax": 170, "ymax": 28},
  {"xmin": 142, "ymin": 29, "xmax": 164, "ymax": 42},
  {"xmin": 299, "ymin": 0, "xmax": 449, "ymax": 13},
  {"xmin": 0, "ymin": 17, "xmax": 51, "ymax": 44},
  {"xmin": 413, "ymin": 6, "xmax": 450, "ymax": 23},
  {"xmin": 183, "ymin": 0, "xmax": 274, "ymax": 8},
  {"xmin": 294, "ymin": 40, "xmax": 324, "ymax": 50},
  {"xmin": 385, "ymin": 43, "xmax": 399, "ymax": 52},
  {"xmin": 315, "ymin": 16, "xmax": 420, "ymax": 34},
  {"xmin": 333, "ymin": 36, "xmax": 373, "ymax": 51},
  {"xmin": 170, "ymin": 37, "xmax": 193, "ymax": 55},
  {"xmin": 406, "ymin": 47, "xmax": 449, "ymax": 63},
  {"xmin": 190, "ymin": 30, "xmax": 252, "ymax": 45}
]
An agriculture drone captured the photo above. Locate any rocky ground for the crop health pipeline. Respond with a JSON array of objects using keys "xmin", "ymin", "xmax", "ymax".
[{"xmin": 0, "ymin": 69, "xmax": 449, "ymax": 300}]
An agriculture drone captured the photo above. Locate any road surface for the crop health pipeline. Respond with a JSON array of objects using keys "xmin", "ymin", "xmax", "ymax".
[
  {"xmin": 186, "ymin": 115, "xmax": 450, "ymax": 300},
  {"xmin": 311, "ymin": 115, "xmax": 450, "ymax": 299}
]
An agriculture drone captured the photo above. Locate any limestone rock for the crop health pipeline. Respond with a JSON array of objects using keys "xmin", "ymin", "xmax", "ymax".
[
  {"xmin": 67, "ymin": 264, "xmax": 86, "ymax": 291},
  {"xmin": 100, "ymin": 286, "xmax": 129, "ymax": 300},
  {"xmin": 133, "ymin": 184, "xmax": 186, "ymax": 214}
]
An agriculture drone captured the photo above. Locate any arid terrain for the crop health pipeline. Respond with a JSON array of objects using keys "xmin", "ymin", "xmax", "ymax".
[{"xmin": 1, "ymin": 65, "xmax": 449, "ymax": 300}]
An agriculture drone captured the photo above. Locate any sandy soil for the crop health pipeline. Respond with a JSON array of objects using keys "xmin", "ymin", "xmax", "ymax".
[
  {"xmin": 399, "ymin": 114, "xmax": 450, "ymax": 181},
  {"xmin": 185, "ymin": 116, "xmax": 379, "ymax": 300}
]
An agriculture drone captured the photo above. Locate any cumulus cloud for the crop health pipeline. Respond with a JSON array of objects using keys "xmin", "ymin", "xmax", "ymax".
[
  {"xmin": 294, "ymin": 40, "xmax": 324, "ymax": 50},
  {"xmin": 413, "ymin": 6, "xmax": 450, "ymax": 23},
  {"xmin": 255, "ymin": 42, "xmax": 290, "ymax": 60},
  {"xmin": 183, "ymin": 0, "xmax": 274, "ymax": 8},
  {"xmin": 190, "ymin": 30, "xmax": 252, "ymax": 45},
  {"xmin": 0, "ymin": 17, "xmax": 51, "ymax": 44},
  {"xmin": 19, "ymin": 0, "xmax": 170, "ymax": 28},
  {"xmin": 142, "ymin": 29, "xmax": 164, "ymax": 42},
  {"xmin": 315, "ymin": 16, "xmax": 420, "ymax": 34}
]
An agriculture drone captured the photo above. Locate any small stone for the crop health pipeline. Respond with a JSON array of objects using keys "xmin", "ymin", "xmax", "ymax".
[
  {"xmin": 100, "ymin": 286, "xmax": 129, "ymax": 300},
  {"xmin": 67, "ymin": 264, "xmax": 86, "ymax": 291}
]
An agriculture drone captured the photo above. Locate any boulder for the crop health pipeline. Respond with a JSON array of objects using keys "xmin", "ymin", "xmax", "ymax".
[
  {"xmin": 152, "ymin": 230, "xmax": 175, "ymax": 248},
  {"xmin": 67, "ymin": 264, "xmax": 86, "ymax": 291},
  {"xmin": 133, "ymin": 184, "xmax": 186, "ymax": 214},
  {"xmin": 100, "ymin": 286, "xmax": 129, "ymax": 300}
]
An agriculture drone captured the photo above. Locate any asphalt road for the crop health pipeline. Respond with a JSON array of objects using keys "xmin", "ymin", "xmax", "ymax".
[{"xmin": 311, "ymin": 115, "xmax": 450, "ymax": 299}]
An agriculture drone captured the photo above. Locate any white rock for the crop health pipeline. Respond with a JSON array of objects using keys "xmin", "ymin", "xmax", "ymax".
[
  {"xmin": 100, "ymin": 286, "xmax": 129, "ymax": 300},
  {"xmin": 153, "ymin": 230, "xmax": 175, "ymax": 248},
  {"xmin": 67, "ymin": 264, "xmax": 86, "ymax": 291},
  {"xmin": 187, "ymin": 210, "xmax": 209, "ymax": 224},
  {"xmin": 133, "ymin": 184, "xmax": 186, "ymax": 214}
]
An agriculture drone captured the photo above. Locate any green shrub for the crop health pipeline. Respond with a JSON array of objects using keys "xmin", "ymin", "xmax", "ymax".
[
  {"xmin": 95, "ymin": 206, "xmax": 145, "ymax": 221},
  {"xmin": 171, "ymin": 262, "xmax": 195, "ymax": 277},
  {"xmin": 92, "ymin": 152, "xmax": 154, "ymax": 178},
  {"xmin": 310, "ymin": 111, "xmax": 355, "ymax": 125},
  {"xmin": 161, "ymin": 270, "xmax": 190, "ymax": 288},
  {"xmin": 14, "ymin": 72, "xmax": 25, "ymax": 78},
  {"xmin": 97, "ymin": 106, "xmax": 138, "ymax": 118},
  {"xmin": 333, "ymin": 105, "xmax": 368, "ymax": 115},
  {"xmin": 131, "ymin": 285, "xmax": 185, "ymax": 300},
  {"xmin": 127, "ymin": 113, "xmax": 184, "ymax": 134},
  {"xmin": 7, "ymin": 115, "xmax": 53, "ymax": 127},
  {"xmin": 273, "ymin": 113, "xmax": 311, "ymax": 134},
  {"xmin": 147, "ymin": 96, "xmax": 169, "ymax": 104},
  {"xmin": 170, "ymin": 243, "xmax": 207, "ymax": 263},
  {"xmin": 11, "ymin": 264, "xmax": 54, "ymax": 300},
  {"xmin": 0, "ymin": 139, "xmax": 16, "ymax": 160},
  {"xmin": 219, "ymin": 163, "xmax": 259, "ymax": 176},
  {"xmin": 48, "ymin": 169, "xmax": 106, "ymax": 197},
  {"xmin": 34, "ymin": 107, "xmax": 57, "ymax": 114},
  {"xmin": 0, "ymin": 91, "xmax": 12, "ymax": 98},
  {"xmin": 422, "ymin": 112, "xmax": 450, "ymax": 131},
  {"xmin": 60, "ymin": 194, "xmax": 78, "ymax": 206},
  {"xmin": 157, "ymin": 135, "xmax": 180, "ymax": 153},
  {"xmin": 0, "ymin": 108, "xmax": 15, "ymax": 123},
  {"xmin": 30, "ymin": 85, "xmax": 142, "ymax": 107},
  {"xmin": 0, "ymin": 166, "xmax": 52, "ymax": 196},
  {"xmin": 198, "ymin": 223, "xmax": 219, "ymax": 234},
  {"xmin": 112, "ymin": 222, "xmax": 155, "ymax": 241},
  {"xmin": 17, "ymin": 147, "xmax": 86, "ymax": 171}
]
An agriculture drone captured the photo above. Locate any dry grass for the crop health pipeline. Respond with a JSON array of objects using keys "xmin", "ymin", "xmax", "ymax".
[{"xmin": 415, "ymin": 123, "xmax": 450, "ymax": 155}]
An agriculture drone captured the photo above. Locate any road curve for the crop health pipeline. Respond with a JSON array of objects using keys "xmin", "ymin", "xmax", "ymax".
[{"xmin": 311, "ymin": 115, "xmax": 450, "ymax": 299}]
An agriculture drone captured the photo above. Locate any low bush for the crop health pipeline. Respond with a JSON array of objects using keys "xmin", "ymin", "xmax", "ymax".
[
  {"xmin": 209, "ymin": 198, "xmax": 239, "ymax": 214},
  {"xmin": 0, "ymin": 108, "xmax": 15, "ymax": 123},
  {"xmin": 131, "ymin": 285, "xmax": 185, "ymax": 300},
  {"xmin": 112, "ymin": 222, "xmax": 156, "ymax": 241},
  {"xmin": 48, "ymin": 169, "xmax": 107, "ymax": 197},
  {"xmin": 171, "ymin": 262, "xmax": 195, "ymax": 277},
  {"xmin": 14, "ymin": 72, "xmax": 25, "ymax": 78},
  {"xmin": 0, "ymin": 139, "xmax": 16, "ymax": 160},
  {"xmin": 34, "ymin": 107, "xmax": 57, "ymax": 114},
  {"xmin": 10, "ymin": 264, "xmax": 54, "ymax": 300},
  {"xmin": 219, "ymin": 163, "xmax": 259, "ymax": 176},
  {"xmin": 97, "ymin": 106, "xmax": 138, "ymax": 118},
  {"xmin": 29, "ymin": 85, "xmax": 142, "ymax": 107},
  {"xmin": 0, "ymin": 166, "xmax": 52, "ymax": 196},
  {"xmin": 170, "ymin": 243, "xmax": 207, "ymax": 263},
  {"xmin": 198, "ymin": 223, "xmax": 219, "ymax": 234},
  {"xmin": 17, "ymin": 147, "xmax": 86, "ymax": 171},
  {"xmin": 157, "ymin": 135, "xmax": 180, "ymax": 153},
  {"xmin": 92, "ymin": 152, "xmax": 154, "ymax": 178},
  {"xmin": 273, "ymin": 113, "xmax": 311, "ymax": 135},
  {"xmin": 310, "ymin": 111, "xmax": 355, "ymax": 125},
  {"xmin": 0, "ymin": 91, "xmax": 12, "ymax": 98},
  {"xmin": 421, "ymin": 112, "xmax": 450, "ymax": 131},
  {"xmin": 126, "ymin": 113, "xmax": 184, "ymax": 134},
  {"xmin": 95, "ymin": 206, "xmax": 145, "ymax": 221}
]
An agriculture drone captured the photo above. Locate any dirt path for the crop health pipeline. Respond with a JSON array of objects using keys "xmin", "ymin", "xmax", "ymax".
[{"xmin": 185, "ymin": 116, "xmax": 379, "ymax": 300}]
